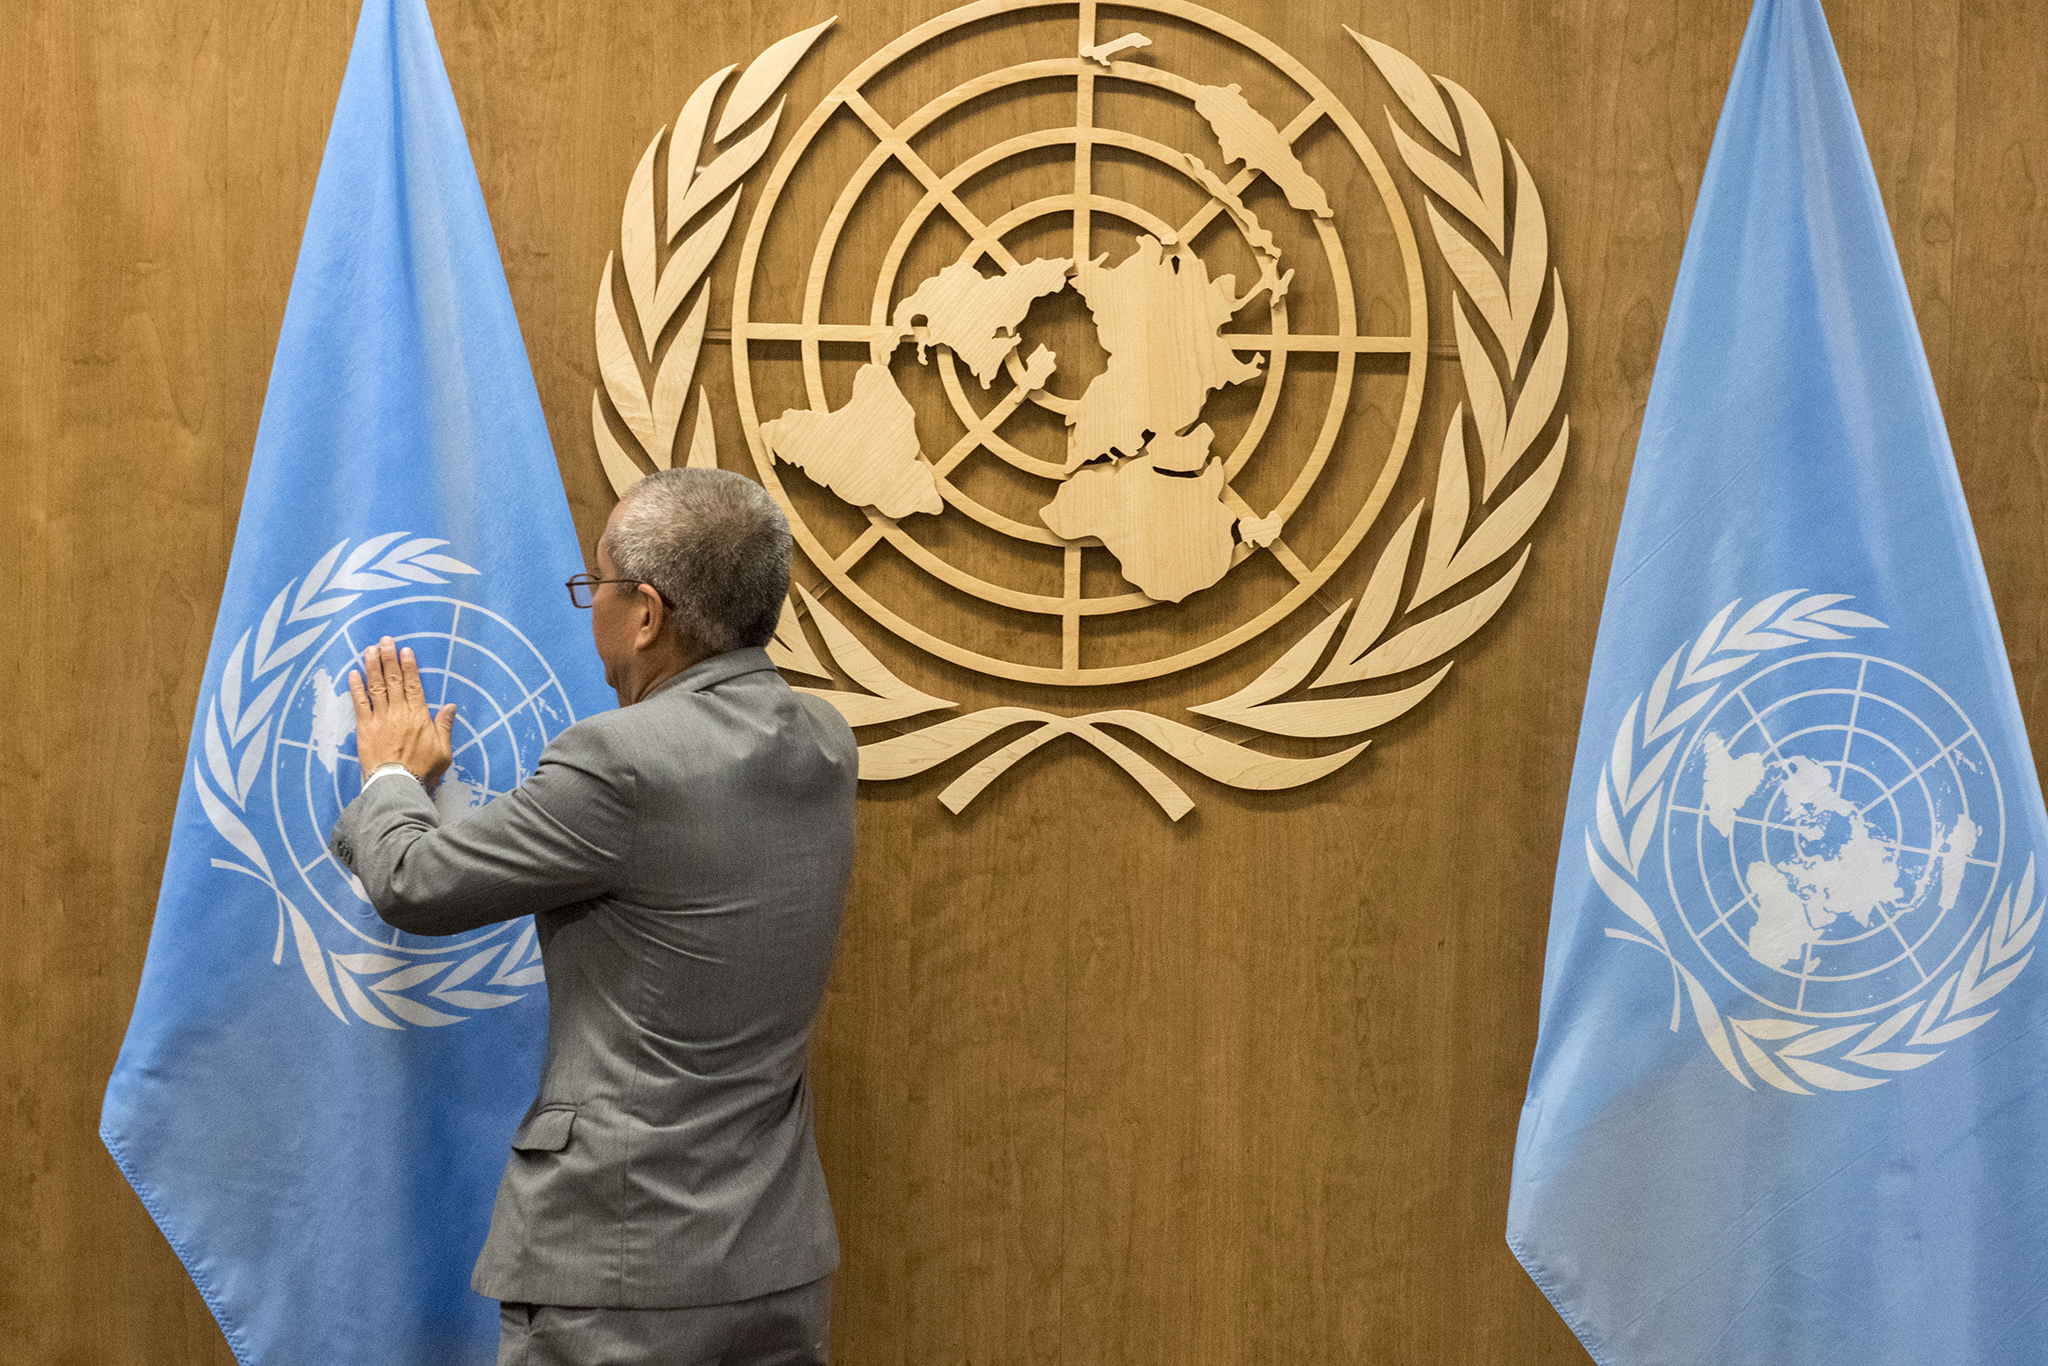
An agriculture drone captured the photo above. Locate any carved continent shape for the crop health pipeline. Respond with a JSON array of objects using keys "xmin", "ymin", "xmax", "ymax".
[
  {"xmin": 762, "ymin": 362, "xmax": 943, "ymax": 518},
  {"xmin": 894, "ymin": 257, "xmax": 1074, "ymax": 387},
  {"xmin": 1040, "ymin": 454, "xmax": 1237, "ymax": 602},
  {"xmin": 1065, "ymin": 236, "xmax": 1262, "ymax": 471},
  {"xmin": 1189, "ymin": 82, "xmax": 1332, "ymax": 217}
]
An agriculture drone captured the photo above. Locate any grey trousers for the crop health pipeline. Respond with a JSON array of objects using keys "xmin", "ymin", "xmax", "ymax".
[{"xmin": 497, "ymin": 1276, "xmax": 830, "ymax": 1366}]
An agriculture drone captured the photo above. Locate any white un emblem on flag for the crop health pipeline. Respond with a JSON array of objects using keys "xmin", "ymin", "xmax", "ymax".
[
  {"xmin": 192, "ymin": 534, "xmax": 579, "ymax": 1029},
  {"xmin": 1583, "ymin": 591, "xmax": 2041, "ymax": 1094},
  {"xmin": 1665, "ymin": 652, "xmax": 1999, "ymax": 1018}
]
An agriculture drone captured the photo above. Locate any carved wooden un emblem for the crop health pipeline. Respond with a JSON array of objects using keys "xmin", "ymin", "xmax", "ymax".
[{"xmin": 591, "ymin": 1, "xmax": 1570, "ymax": 817}]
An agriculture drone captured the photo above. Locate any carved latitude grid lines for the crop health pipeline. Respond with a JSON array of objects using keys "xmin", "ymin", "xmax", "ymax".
[
  {"xmin": 729, "ymin": 0, "xmax": 1431, "ymax": 690},
  {"xmin": 757, "ymin": 50, "xmax": 1399, "ymax": 662}
]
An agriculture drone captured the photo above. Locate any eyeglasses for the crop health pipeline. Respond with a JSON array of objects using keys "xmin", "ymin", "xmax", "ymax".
[{"xmin": 565, "ymin": 574, "xmax": 664, "ymax": 609}]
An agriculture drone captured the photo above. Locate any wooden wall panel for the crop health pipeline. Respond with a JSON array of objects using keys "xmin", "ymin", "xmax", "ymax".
[
  {"xmin": 1953, "ymin": 1, "xmax": 2048, "ymax": 727},
  {"xmin": 3, "ymin": 1, "xmax": 2037, "ymax": 1363}
]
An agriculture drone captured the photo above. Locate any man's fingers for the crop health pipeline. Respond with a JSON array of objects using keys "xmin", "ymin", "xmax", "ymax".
[
  {"xmin": 435, "ymin": 702, "xmax": 458, "ymax": 739},
  {"xmin": 377, "ymin": 638, "xmax": 406, "ymax": 697},
  {"xmin": 362, "ymin": 645, "xmax": 386, "ymax": 696},
  {"xmin": 348, "ymin": 669, "xmax": 373, "ymax": 721},
  {"xmin": 400, "ymin": 646, "xmax": 426, "ymax": 704}
]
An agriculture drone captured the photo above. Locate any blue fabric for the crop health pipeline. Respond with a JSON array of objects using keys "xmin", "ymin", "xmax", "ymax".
[
  {"xmin": 99, "ymin": 1, "xmax": 609, "ymax": 1361},
  {"xmin": 1507, "ymin": 2, "xmax": 2048, "ymax": 1362}
]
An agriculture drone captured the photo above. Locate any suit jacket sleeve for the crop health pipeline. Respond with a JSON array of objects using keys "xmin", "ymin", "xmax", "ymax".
[{"xmin": 329, "ymin": 719, "xmax": 637, "ymax": 936}]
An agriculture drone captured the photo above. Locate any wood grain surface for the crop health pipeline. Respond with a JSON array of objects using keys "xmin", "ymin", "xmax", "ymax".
[{"xmin": 4, "ymin": 1, "xmax": 2038, "ymax": 1363}]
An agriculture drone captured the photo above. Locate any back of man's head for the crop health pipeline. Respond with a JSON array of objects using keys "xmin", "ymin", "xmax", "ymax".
[{"xmin": 604, "ymin": 469, "xmax": 792, "ymax": 658}]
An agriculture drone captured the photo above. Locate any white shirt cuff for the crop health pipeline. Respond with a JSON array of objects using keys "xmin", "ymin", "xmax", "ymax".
[{"xmin": 362, "ymin": 762, "xmax": 421, "ymax": 792}]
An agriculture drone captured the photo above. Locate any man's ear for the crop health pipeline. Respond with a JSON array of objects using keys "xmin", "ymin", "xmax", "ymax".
[{"xmin": 635, "ymin": 583, "xmax": 666, "ymax": 648}]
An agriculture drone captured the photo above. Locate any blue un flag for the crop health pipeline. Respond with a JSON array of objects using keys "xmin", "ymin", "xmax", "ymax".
[
  {"xmin": 1507, "ymin": 1, "xmax": 2048, "ymax": 1362},
  {"xmin": 100, "ymin": 0, "xmax": 609, "ymax": 1360}
]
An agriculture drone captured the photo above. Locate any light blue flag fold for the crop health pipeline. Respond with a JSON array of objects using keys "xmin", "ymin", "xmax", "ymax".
[
  {"xmin": 100, "ymin": 0, "xmax": 608, "ymax": 1360},
  {"xmin": 1508, "ymin": 1, "xmax": 2048, "ymax": 1362}
]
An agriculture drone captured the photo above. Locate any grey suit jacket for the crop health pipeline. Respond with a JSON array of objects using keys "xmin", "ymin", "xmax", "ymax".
[{"xmin": 329, "ymin": 647, "xmax": 857, "ymax": 1308}]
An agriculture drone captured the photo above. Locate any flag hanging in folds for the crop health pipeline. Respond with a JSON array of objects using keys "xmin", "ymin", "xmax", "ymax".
[
  {"xmin": 1508, "ymin": 1, "xmax": 2048, "ymax": 1362},
  {"xmin": 100, "ymin": 0, "xmax": 608, "ymax": 1361}
]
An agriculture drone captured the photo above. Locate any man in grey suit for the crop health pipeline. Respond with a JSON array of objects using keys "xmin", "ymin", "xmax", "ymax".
[{"xmin": 329, "ymin": 469, "xmax": 857, "ymax": 1365}]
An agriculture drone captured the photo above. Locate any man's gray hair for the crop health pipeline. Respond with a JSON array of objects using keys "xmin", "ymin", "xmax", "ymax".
[{"xmin": 604, "ymin": 469, "xmax": 792, "ymax": 656}]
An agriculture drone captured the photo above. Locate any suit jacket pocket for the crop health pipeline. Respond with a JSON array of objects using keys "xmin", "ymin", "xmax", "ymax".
[{"xmin": 510, "ymin": 1106, "xmax": 576, "ymax": 1153}]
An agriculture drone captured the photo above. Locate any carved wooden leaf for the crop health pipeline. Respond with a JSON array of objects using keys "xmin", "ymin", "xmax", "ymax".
[
  {"xmin": 767, "ymin": 596, "xmax": 831, "ymax": 680},
  {"xmin": 798, "ymin": 586, "xmax": 951, "ymax": 719},
  {"xmin": 1411, "ymin": 408, "xmax": 1470, "ymax": 607},
  {"xmin": 592, "ymin": 391, "xmax": 649, "ymax": 495},
  {"xmin": 855, "ymin": 709, "xmax": 1043, "ymax": 781},
  {"xmin": 674, "ymin": 104, "xmax": 783, "ymax": 232},
  {"xmin": 1316, "ymin": 503, "xmax": 1424, "ymax": 685},
  {"xmin": 653, "ymin": 192, "xmax": 741, "ymax": 330},
  {"xmin": 622, "ymin": 129, "xmax": 663, "ymax": 347},
  {"xmin": 713, "ymin": 16, "xmax": 834, "ymax": 143},
  {"xmin": 651, "ymin": 286, "xmax": 711, "ymax": 468},
  {"xmin": 806, "ymin": 690, "xmax": 957, "ymax": 728},
  {"xmin": 686, "ymin": 395, "xmax": 718, "ymax": 470},
  {"xmin": 1189, "ymin": 600, "xmax": 1350, "ymax": 718},
  {"xmin": 1502, "ymin": 275, "xmax": 1568, "ymax": 472},
  {"xmin": 667, "ymin": 65, "xmax": 734, "ymax": 243},
  {"xmin": 1427, "ymin": 200, "xmax": 1511, "ymax": 348},
  {"xmin": 1387, "ymin": 118, "xmax": 1494, "ymax": 248},
  {"xmin": 1204, "ymin": 664, "xmax": 1451, "ymax": 739},
  {"xmin": 1505, "ymin": 144, "xmax": 1548, "ymax": 366},
  {"xmin": 1347, "ymin": 27, "xmax": 1458, "ymax": 151},
  {"xmin": 1453, "ymin": 296, "xmax": 1508, "ymax": 493},
  {"xmin": 1425, "ymin": 419, "xmax": 1567, "ymax": 603},
  {"xmin": 1438, "ymin": 79, "xmax": 1504, "ymax": 249},
  {"xmin": 595, "ymin": 254, "xmax": 656, "ymax": 456},
  {"xmin": 1344, "ymin": 546, "xmax": 1529, "ymax": 682},
  {"xmin": 939, "ymin": 719, "xmax": 1195, "ymax": 820},
  {"xmin": 1095, "ymin": 711, "xmax": 1369, "ymax": 789}
]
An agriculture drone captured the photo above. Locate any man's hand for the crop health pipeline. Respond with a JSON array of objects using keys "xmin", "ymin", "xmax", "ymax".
[{"xmin": 350, "ymin": 637, "xmax": 457, "ymax": 787}]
